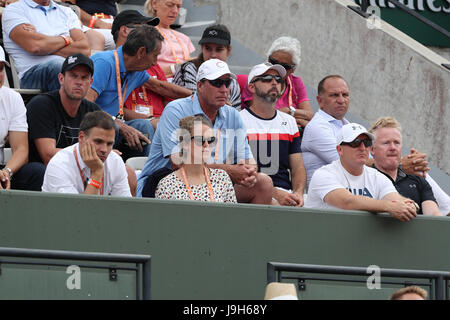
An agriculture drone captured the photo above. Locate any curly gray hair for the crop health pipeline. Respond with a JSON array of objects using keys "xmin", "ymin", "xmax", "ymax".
[{"xmin": 266, "ymin": 36, "xmax": 301, "ymax": 66}]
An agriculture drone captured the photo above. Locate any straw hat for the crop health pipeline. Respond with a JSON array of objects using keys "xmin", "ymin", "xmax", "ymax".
[{"xmin": 264, "ymin": 282, "xmax": 298, "ymax": 300}]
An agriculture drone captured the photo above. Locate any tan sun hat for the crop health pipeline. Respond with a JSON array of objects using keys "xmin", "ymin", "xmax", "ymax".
[{"xmin": 264, "ymin": 282, "xmax": 298, "ymax": 300}]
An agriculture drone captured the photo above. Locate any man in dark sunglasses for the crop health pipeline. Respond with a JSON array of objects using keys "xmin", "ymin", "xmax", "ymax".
[
  {"xmin": 305, "ymin": 123, "xmax": 419, "ymax": 222},
  {"xmin": 241, "ymin": 62, "xmax": 306, "ymax": 207},
  {"xmin": 138, "ymin": 59, "xmax": 274, "ymax": 204}
]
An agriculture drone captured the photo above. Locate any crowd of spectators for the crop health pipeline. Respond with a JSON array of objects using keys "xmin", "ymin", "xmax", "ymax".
[{"xmin": 0, "ymin": 0, "xmax": 449, "ymax": 218}]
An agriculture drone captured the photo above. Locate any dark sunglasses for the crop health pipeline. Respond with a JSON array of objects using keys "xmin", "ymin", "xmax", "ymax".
[
  {"xmin": 206, "ymin": 78, "xmax": 232, "ymax": 88},
  {"xmin": 251, "ymin": 74, "xmax": 283, "ymax": 84},
  {"xmin": 191, "ymin": 136, "xmax": 216, "ymax": 146},
  {"xmin": 268, "ymin": 57, "xmax": 296, "ymax": 71},
  {"xmin": 341, "ymin": 138, "xmax": 372, "ymax": 148}
]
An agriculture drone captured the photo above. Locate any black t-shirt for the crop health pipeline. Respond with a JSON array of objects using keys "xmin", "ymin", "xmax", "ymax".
[
  {"xmin": 26, "ymin": 90, "xmax": 101, "ymax": 163},
  {"xmin": 374, "ymin": 166, "xmax": 437, "ymax": 215},
  {"xmin": 76, "ymin": 0, "xmax": 117, "ymax": 17}
]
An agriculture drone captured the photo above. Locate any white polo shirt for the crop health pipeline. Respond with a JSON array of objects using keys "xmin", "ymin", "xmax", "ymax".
[
  {"xmin": 42, "ymin": 143, "xmax": 131, "ymax": 197},
  {"xmin": 2, "ymin": 0, "xmax": 81, "ymax": 79}
]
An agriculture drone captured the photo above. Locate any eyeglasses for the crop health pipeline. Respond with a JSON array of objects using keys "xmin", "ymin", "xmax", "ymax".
[
  {"xmin": 205, "ymin": 78, "xmax": 232, "ymax": 88},
  {"xmin": 251, "ymin": 75, "xmax": 283, "ymax": 84},
  {"xmin": 268, "ymin": 57, "xmax": 296, "ymax": 71},
  {"xmin": 340, "ymin": 138, "xmax": 372, "ymax": 148},
  {"xmin": 191, "ymin": 136, "xmax": 216, "ymax": 146}
]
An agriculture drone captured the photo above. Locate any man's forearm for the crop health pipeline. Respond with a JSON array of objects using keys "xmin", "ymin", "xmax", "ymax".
[{"xmin": 144, "ymin": 78, "xmax": 192, "ymax": 100}]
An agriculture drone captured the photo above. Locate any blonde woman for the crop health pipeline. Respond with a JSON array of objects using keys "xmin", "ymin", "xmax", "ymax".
[
  {"xmin": 145, "ymin": 0, "xmax": 195, "ymax": 79},
  {"xmin": 155, "ymin": 115, "xmax": 237, "ymax": 202}
]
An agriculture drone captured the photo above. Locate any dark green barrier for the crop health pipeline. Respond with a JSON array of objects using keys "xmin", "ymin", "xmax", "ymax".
[{"xmin": 1, "ymin": 190, "xmax": 449, "ymax": 299}]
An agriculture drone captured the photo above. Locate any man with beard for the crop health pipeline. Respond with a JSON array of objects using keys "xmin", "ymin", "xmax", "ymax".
[{"xmin": 240, "ymin": 63, "xmax": 307, "ymax": 206}]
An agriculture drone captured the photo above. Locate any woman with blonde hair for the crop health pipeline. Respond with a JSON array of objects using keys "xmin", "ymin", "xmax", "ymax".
[
  {"xmin": 144, "ymin": 0, "xmax": 195, "ymax": 79},
  {"xmin": 155, "ymin": 115, "xmax": 237, "ymax": 202}
]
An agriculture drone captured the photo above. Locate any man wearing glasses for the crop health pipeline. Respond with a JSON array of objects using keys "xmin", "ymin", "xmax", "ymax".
[
  {"xmin": 305, "ymin": 123, "xmax": 418, "ymax": 222},
  {"xmin": 138, "ymin": 59, "xmax": 274, "ymax": 204},
  {"xmin": 240, "ymin": 63, "xmax": 306, "ymax": 207}
]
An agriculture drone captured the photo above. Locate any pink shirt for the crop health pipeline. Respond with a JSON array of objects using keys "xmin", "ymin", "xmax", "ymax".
[
  {"xmin": 156, "ymin": 27, "xmax": 195, "ymax": 68},
  {"xmin": 239, "ymin": 74, "xmax": 310, "ymax": 109}
]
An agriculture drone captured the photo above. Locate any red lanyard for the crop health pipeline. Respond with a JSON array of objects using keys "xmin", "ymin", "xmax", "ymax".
[
  {"xmin": 180, "ymin": 166, "xmax": 215, "ymax": 202},
  {"xmin": 156, "ymin": 26, "xmax": 189, "ymax": 65},
  {"xmin": 73, "ymin": 146, "xmax": 104, "ymax": 195},
  {"xmin": 114, "ymin": 50, "xmax": 128, "ymax": 119},
  {"xmin": 131, "ymin": 87, "xmax": 153, "ymax": 116}
]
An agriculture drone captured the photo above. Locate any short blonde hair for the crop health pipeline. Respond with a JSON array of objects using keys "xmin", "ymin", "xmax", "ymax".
[
  {"xmin": 369, "ymin": 117, "xmax": 402, "ymax": 134},
  {"xmin": 390, "ymin": 286, "xmax": 428, "ymax": 300}
]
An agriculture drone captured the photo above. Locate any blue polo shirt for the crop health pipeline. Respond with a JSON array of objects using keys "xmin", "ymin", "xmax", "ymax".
[
  {"xmin": 90, "ymin": 46, "xmax": 150, "ymax": 116},
  {"xmin": 137, "ymin": 94, "xmax": 253, "ymax": 196}
]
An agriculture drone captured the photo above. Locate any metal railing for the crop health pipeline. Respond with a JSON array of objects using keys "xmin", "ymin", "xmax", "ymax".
[
  {"xmin": 267, "ymin": 262, "xmax": 450, "ymax": 300},
  {"xmin": 0, "ymin": 247, "xmax": 152, "ymax": 300}
]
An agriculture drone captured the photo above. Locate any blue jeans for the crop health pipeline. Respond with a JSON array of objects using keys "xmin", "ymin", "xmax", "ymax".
[
  {"xmin": 20, "ymin": 59, "xmax": 63, "ymax": 91},
  {"xmin": 114, "ymin": 119, "xmax": 154, "ymax": 161}
]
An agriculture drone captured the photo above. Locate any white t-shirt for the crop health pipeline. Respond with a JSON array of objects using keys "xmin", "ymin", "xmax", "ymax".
[
  {"xmin": 42, "ymin": 143, "xmax": 131, "ymax": 197},
  {"xmin": 0, "ymin": 86, "xmax": 27, "ymax": 164},
  {"xmin": 305, "ymin": 160, "xmax": 397, "ymax": 210}
]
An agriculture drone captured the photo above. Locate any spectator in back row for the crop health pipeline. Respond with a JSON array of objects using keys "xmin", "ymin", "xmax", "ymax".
[
  {"xmin": 369, "ymin": 117, "xmax": 442, "ymax": 216},
  {"xmin": 173, "ymin": 24, "xmax": 242, "ymax": 110},
  {"xmin": 241, "ymin": 62, "xmax": 306, "ymax": 206},
  {"xmin": 2, "ymin": 0, "xmax": 90, "ymax": 91},
  {"xmin": 111, "ymin": 10, "xmax": 191, "ymax": 131},
  {"xmin": 145, "ymin": 0, "xmax": 195, "ymax": 79},
  {"xmin": 42, "ymin": 111, "xmax": 131, "ymax": 196},
  {"xmin": 155, "ymin": 115, "xmax": 237, "ymax": 202},
  {"xmin": 239, "ymin": 36, "xmax": 313, "ymax": 134},
  {"xmin": 0, "ymin": 46, "xmax": 44, "ymax": 191},
  {"xmin": 305, "ymin": 123, "xmax": 418, "ymax": 222},
  {"xmin": 138, "ymin": 59, "xmax": 273, "ymax": 204}
]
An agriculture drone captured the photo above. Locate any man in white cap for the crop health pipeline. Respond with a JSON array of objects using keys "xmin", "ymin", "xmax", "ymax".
[
  {"xmin": 241, "ymin": 62, "xmax": 306, "ymax": 206},
  {"xmin": 305, "ymin": 123, "xmax": 418, "ymax": 222},
  {"xmin": 0, "ymin": 46, "xmax": 45, "ymax": 191},
  {"xmin": 137, "ymin": 59, "xmax": 273, "ymax": 204}
]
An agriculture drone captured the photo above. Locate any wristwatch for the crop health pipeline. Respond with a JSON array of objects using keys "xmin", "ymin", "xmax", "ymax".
[{"xmin": 289, "ymin": 106, "xmax": 296, "ymax": 116}]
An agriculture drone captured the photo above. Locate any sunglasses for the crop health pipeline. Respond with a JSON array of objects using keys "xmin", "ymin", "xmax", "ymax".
[
  {"xmin": 206, "ymin": 78, "xmax": 232, "ymax": 88},
  {"xmin": 268, "ymin": 57, "xmax": 296, "ymax": 71},
  {"xmin": 191, "ymin": 136, "xmax": 216, "ymax": 146},
  {"xmin": 251, "ymin": 74, "xmax": 283, "ymax": 84},
  {"xmin": 341, "ymin": 138, "xmax": 372, "ymax": 148}
]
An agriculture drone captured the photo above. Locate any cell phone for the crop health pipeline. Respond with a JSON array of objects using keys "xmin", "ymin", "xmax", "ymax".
[{"xmin": 141, "ymin": 133, "xmax": 149, "ymax": 146}]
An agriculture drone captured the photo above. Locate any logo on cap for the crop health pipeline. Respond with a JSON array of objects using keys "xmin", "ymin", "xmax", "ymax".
[
  {"xmin": 216, "ymin": 61, "xmax": 225, "ymax": 68},
  {"xmin": 68, "ymin": 56, "xmax": 77, "ymax": 64},
  {"xmin": 208, "ymin": 30, "xmax": 218, "ymax": 36},
  {"xmin": 352, "ymin": 125, "xmax": 363, "ymax": 131}
]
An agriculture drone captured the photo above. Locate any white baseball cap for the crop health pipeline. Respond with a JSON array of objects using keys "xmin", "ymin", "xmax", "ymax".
[
  {"xmin": 0, "ymin": 46, "xmax": 10, "ymax": 68},
  {"xmin": 247, "ymin": 62, "xmax": 286, "ymax": 84},
  {"xmin": 336, "ymin": 123, "xmax": 375, "ymax": 145},
  {"xmin": 196, "ymin": 59, "xmax": 236, "ymax": 83}
]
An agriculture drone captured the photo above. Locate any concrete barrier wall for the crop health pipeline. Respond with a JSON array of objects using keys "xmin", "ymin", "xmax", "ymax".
[
  {"xmin": 204, "ymin": 0, "xmax": 450, "ymax": 174},
  {"xmin": 1, "ymin": 190, "xmax": 450, "ymax": 299}
]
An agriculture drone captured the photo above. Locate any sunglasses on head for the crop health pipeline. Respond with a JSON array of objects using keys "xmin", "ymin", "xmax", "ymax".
[
  {"xmin": 268, "ymin": 57, "xmax": 296, "ymax": 71},
  {"xmin": 205, "ymin": 78, "xmax": 232, "ymax": 88},
  {"xmin": 251, "ymin": 74, "xmax": 283, "ymax": 84},
  {"xmin": 341, "ymin": 138, "xmax": 372, "ymax": 148},
  {"xmin": 191, "ymin": 135, "xmax": 216, "ymax": 146}
]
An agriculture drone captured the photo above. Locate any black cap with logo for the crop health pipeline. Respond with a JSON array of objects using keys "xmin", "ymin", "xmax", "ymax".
[
  {"xmin": 61, "ymin": 53, "xmax": 94, "ymax": 75},
  {"xmin": 111, "ymin": 10, "xmax": 160, "ymax": 36},
  {"xmin": 198, "ymin": 25, "xmax": 231, "ymax": 46}
]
